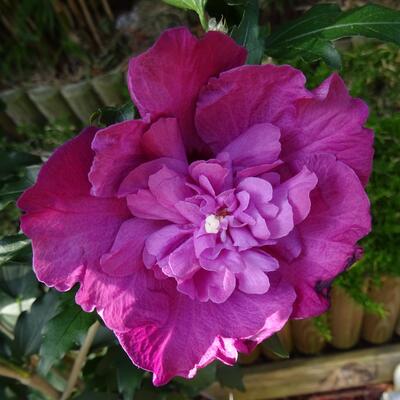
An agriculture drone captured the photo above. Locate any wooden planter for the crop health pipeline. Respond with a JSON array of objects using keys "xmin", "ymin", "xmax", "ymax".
[
  {"xmin": 0, "ymin": 88, "xmax": 45, "ymax": 126},
  {"xmin": 28, "ymin": 85, "xmax": 79, "ymax": 125},
  {"xmin": 329, "ymin": 284, "xmax": 367, "ymax": 349},
  {"xmin": 362, "ymin": 276, "xmax": 400, "ymax": 345},
  {"xmin": 205, "ymin": 343, "xmax": 400, "ymax": 400},
  {"xmin": 91, "ymin": 70, "xmax": 126, "ymax": 106},
  {"xmin": 292, "ymin": 319, "xmax": 325, "ymax": 355},
  {"xmin": 61, "ymin": 81, "xmax": 103, "ymax": 123}
]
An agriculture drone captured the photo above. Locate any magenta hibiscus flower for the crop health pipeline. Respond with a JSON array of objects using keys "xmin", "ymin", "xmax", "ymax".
[{"xmin": 18, "ymin": 28, "xmax": 373, "ymax": 385}]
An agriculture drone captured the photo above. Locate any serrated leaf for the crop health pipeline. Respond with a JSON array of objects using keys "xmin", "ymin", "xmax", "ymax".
[
  {"xmin": 163, "ymin": 0, "xmax": 207, "ymax": 29},
  {"xmin": 38, "ymin": 300, "xmax": 96, "ymax": 374},
  {"xmin": 216, "ymin": 363, "xmax": 245, "ymax": 391},
  {"xmin": 116, "ymin": 349, "xmax": 144, "ymax": 400},
  {"xmin": 261, "ymin": 334, "xmax": 289, "ymax": 359},
  {"xmin": 231, "ymin": 0, "xmax": 263, "ymax": 64},
  {"xmin": 265, "ymin": 3, "xmax": 400, "ymax": 67},
  {"xmin": 13, "ymin": 290, "xmax": 60, "ymax": 358}
]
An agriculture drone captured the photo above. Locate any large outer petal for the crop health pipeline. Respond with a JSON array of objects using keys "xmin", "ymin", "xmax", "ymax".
[
  {"xmin": 278, "ymin": 154, "xmax": 371, "ymax": 318},
  {"xmin": 18, "ymin": 128, "xmax": 130, "ymax": 291},
  {"xmin": 128, "ymin": 27, "xmax": 247, "ymax": 151},
  {"xmin": 77, "ymin": 267, "xmax": 295, "ymax": 385},
  {"xmin": 280, "ymin": 73, "xmax": 374, "ymax": 186},
  {"xmin": 89, "ymin": 120, "xmax": 148, "ymax": 197},
  {"xmin": 195, "ymin": 64, "xmax": 310, "ymax": 152}
]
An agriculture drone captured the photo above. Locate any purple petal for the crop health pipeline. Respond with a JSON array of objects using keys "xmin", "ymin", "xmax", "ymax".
[
  {"xmin": 219, "ymin": 122, "xmax": 281, "ymax": 169},
  {"xmin": 281, "ymin": 73, "xmax": 373, "ymax": 186},
  {"xmin": 100, "ymin": 218, "xmax": 165, "ymax": 277},
  {"xmin": 280, "ymin": 154, "xmax": 371, "ymax": 318},
  {"xmin": 18, "ymin": 128, "xmax": 130, "ymax": 291},
  {"xmin": 89, "ymin": 120, "xmax": 147, "ymax": 197},
  {"xmin": 141, "ymin": 117, "xmax": 187, "ymax": 162},
  {"xmin": 196, "ymin": 64, "xmax": 309, "ymax": 152},
  {"xmin": 128, "ymin": 27, "xmax": 246, "ymax": 151}
]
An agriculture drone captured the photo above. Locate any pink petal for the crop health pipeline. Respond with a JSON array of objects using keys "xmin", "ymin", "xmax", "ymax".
[
  {"xmin": 127, "ymin": 190, "xmax": 187, "ymax": 224},
  {"xmin": 281, "ymin": 73, "xmax": 374, "ymax": 186},
  {"xmin": 141, "ymin": 117, "xmax": 187, "ymax": 162},
  {"xmin": 18, "ymin": 128, "xmax": 130, "ymax": 291},
  {"xmin": 178, "ymin": 268, "xmax": 236, "ymax": 303},
  {"xmin": 219, "ymin": 122, "xmax": 281, "ymax": 169},
  {"xmin": 148, "ymin": 166, "xmax": 193, "ymax": 209},
  {"xmin": 267, "ymin": 192, "xmax": 294, "ymax": 240},
  {"xmin": 118, "ymin": 157, "xmax": 187, "ymax": 197},
  {"xmin": 89, "ymin": 120, "xmax": 147, "ymax": 197},
  {"xmin": 167, "ymin": 238, "xmax": 199, "ymax": 279},
  {"xmin": 280, "ymin": 154, "xmax": 371, "ymax": 318},
  {"xmin": 116, "ymin": 276, "xmax": 295, "ymax": 385},
  {"xmin": 237, "ymin": 268, "xmax": 270, "ymax": 294},
  {"xmin": 195, "ymin": 64, "xmax": 309, "ymax": 152},
  {"xmin": 237, "ymin": 177, "xmax": 273, "ymax": 205},
  {"xmin": 100, "ymin": 218, "xmax": 165, "ymax": 277},
  {"xmin": 145, "ymin": 224, "xmax": 193, "ymax": 267},
  {"xmin": 189, "ymin": 160, "xmax": 231, "ymax": 195},
  {"xmin": 128, "ymin": 27, "xmax": 246, "ymax": 151},
  {"xmin": 274, "ymin": 166, "xmax": 318, "ymax": 225}
]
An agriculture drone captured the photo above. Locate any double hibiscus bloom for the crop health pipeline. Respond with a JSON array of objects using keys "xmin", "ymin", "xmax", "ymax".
[{"xmin": 18, "ymin": 28, "xmax": 372, "ymax": 385}]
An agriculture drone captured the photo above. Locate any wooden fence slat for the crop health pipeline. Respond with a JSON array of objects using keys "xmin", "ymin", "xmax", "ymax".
[
  {"xmin": 28, "ymin": 86, "xmax": 79, "ymax": 124},
  {"xmin": 362, "ymin": 276, "xmax": 400, "ymax": 344},
  {"xmin": 61, "ymin": 81, "xmax": 104, "ymax": 123},
  {"xmin": 329, "ymin": 285, "xmax": 366, "ymax": 349},
  {"xmin": 292, "ymin": 318, "xmax": 325, "ymax": 355},
  {"xmin": 205, "ymin": 344, "xmax": 400, "ymax": 400}
]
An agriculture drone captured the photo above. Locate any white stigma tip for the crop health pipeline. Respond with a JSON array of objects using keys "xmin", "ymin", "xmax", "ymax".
[{"xmin": 205, "ymin": 214, "xmax": 220, "ymax": 234}]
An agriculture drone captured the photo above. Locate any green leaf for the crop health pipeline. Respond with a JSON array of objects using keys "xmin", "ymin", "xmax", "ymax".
[
  {"xmin": 13, "ymin": 290, "xmax": 60, "ymax": 358},
  {"xmin": 265, "ymin": 4, "xmax": 400, "ymax": 67},
  {"xmin": 321, "ymin": 4, "xmax": 400, "ymax": 44},
  {"xmin": 163, "ymin": 0, "xmax": 208, "ymax": 30},
  {"xmin": 0, "ymin": 262, "xmax": 39, "ymax": 299},
  {"xmin": 231, "ymin": 0, "xmax": 263, "ymax": 64},
  {"xmin": 175, "ymin": 362, "xmax": 216, "ymax": 395},
  {"xmin": 91, "ymin": 102, "xmax": 136, "ymax": 127},
  {"xmin": 38, "ymin": 299, "xmax": 96, "ymax": 374},
  {"xmin": 0, "ymin": 235, "xmax": 30, "ymax": 266},
  {"xmin": 261, "ymin": 334, "xmax": 289, "ymax": 359},
  {"xmin": 0, "ymin": 151, "xmax": 41, "ymax": 181},
  {"xmin": 116, "ymin": 349, "xmax": 144, "ymax": 400},
  {"xmin": 216, "ymin": 363, "xmax": 245, "ymax": 391},
  {"xmin": 0, "ymin": 165, "xmax": 40, "ymax": 210}
]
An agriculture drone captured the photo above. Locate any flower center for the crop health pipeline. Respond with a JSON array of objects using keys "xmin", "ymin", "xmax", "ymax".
[{"xmin": 204, "ymin": 214, "xmax": 220, "ymax": 234}]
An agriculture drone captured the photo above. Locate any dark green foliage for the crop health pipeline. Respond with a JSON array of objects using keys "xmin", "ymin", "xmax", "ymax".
[
  {"xmin": 265, "ymin": 3, "xmax": 400, "ymax": 68},
  {"xmin": 216, "ymin": 363, "xmax": 245, "ymax": 391},
  {"xmin": 262, "ymin": 333, "xmax": 289, "ymax": 358},
  {"xmin": 231, "ymin": 0, "xmax": 265, "ymax": 64},
  {"xmin": 38, "ymin": 294, "xmax": 96, "ymax": 374},
  {"xmin": 90, "ymin": 102, "xmax": 137, "ymax": 127},
  {"xmin": 13, "ymin": 290, "xmax": 60, "ymax": 359}
]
